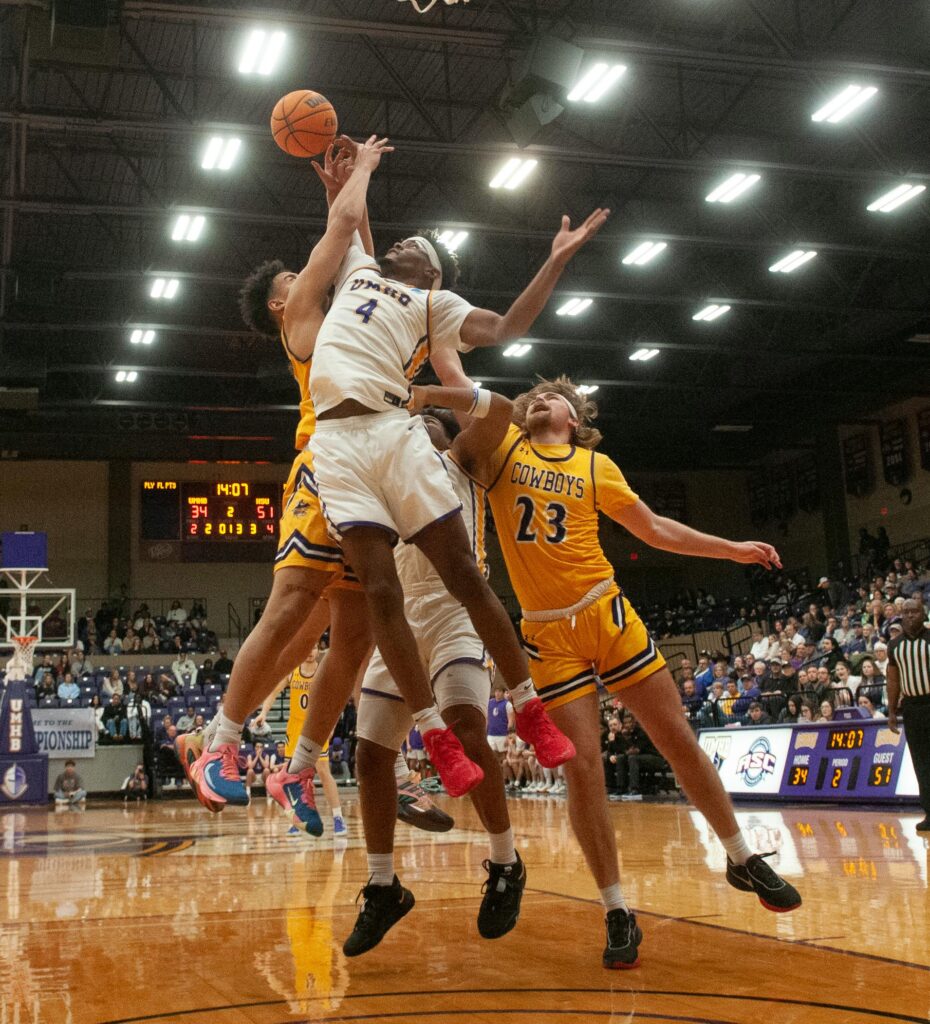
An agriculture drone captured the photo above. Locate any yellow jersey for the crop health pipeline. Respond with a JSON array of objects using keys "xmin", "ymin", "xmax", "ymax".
[
  {"xmin": 281, "ymin": 327, "xmax": 316, "ymax": 452},
  {"xmin": 288, "ymin": 662, "xmax": 316, "ymax": 733},
  {"xmin": 479, "ymin": 424, "xmax": 639, "ymax": 613}
]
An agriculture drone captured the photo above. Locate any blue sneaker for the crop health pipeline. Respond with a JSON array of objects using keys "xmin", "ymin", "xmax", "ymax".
[
  {"xmin": 333, "ymin": 815, "xmax": 347, "ymax": 836},
  {"xmin": 191, "ymin": 743, "xmax": 249, "ymax": 807},
  {"xmin": 266, "ymin": 765, "xmax": 324, "ymax": 837}
]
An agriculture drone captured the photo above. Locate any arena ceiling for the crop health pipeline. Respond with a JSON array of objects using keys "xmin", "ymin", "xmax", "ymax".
[{"xmin": 1, "ymin": 0, "xmax": 929, "ymax": 470}]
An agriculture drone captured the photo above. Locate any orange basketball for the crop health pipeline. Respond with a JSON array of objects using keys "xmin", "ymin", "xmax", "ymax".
[{"xmin": 270, "ymin": 90, "xmax": 338, "ymax": 158}]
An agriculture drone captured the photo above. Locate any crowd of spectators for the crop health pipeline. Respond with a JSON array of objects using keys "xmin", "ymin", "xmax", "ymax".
[{"xmin": 73, "ymin": 598, "xmax": 219, "ymax": 657}]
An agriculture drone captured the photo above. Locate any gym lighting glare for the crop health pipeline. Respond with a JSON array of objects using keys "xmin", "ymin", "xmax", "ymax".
[
  {"xmin": 693, "ymin": 304, "xmax": 731, "ymax": 322},
  {"xmin": 811, "ymin": 84, "xmax": 877, "ymax": 123},
  {"xmin": 567, "ymin": 63, "xmax": 627, "ymax": 103},
  {"xmin": 115, "ymin": 371, "xmax": 138, "ymax": 383},
  {"xmin": 489, "ymin": 158, "xmax": 538, "ymax": 190},
  {"xmin": 622, "ymin": 241, "xmax": 667, "ymax": 266},
  {"xmin": 503, "ymin": 343, "xmax": 532, "ymax": 357},
  {"xmin": 436, "ymin": 229, "xmax": 468, "ymax": 252},
  {"xmin": 201, "ymin": 136, "xmax": 241, "ymax": 171},
  {"xmin": 578, "ymin": 384, "xmax": 599, "ymax": 395},
  {"xmin": 705, "ymin": 173, "xmax": 761, "ymax": 204},
  {"xmin": 150, "ymin": 278, "xmax": 180, "ymax": 299},
  {"xmin": 171, "ymin": 214, "xmax": 206, "ymax": 242},
  {"xmin": 629, "ymin": 348, "xmax": 659, "ymax": 362},
  {"xmin": 769, "ymin": 250, "xmax": 817, "ymax": 273},
  {"xmin": 867, "ymin": 184, "xmax": 927, "ymax": 213},
  {"xmin": 238, "ymin": 29, "xmax": 287, "ymax": 75},
  {"xmin": 130, "ymin": 329, "xmax": 155, "ymax": 345},
  {"xmin": 556, "ymin": 297, "xmax": 593, "ymax": 317}
]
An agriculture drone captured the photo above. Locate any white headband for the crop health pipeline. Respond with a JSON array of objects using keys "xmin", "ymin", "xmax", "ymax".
[
  {"xmin": 552, "ymin": 393, "xmax": 579, "ymax": 422},
  {"xmin": 404, "ymin": 236, "xmax": 443, "ymax": 288}
]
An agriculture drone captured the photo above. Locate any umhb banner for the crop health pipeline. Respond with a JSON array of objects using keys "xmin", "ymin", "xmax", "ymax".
[
  {"xmin": 32, "ymin": 708, "xmax": 96, "ymax": 758},
  {"xmin": 0, "ymin": 680, "xmax": 48, "ymax": 804},
  {"xmin": 0, "ymin": 680, "xmax": 39, "ymax": 755}
]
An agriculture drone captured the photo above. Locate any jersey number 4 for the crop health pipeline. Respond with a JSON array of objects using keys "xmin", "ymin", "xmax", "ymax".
[
  {"xmin": 354, "ymin": 299, "xmax": 378, "ymax": 324},
  {"xmin": 515, "ymin": 496, "xmax": 567, "ymax": 544}
]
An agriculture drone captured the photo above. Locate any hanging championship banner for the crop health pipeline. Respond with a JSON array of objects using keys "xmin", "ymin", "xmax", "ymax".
[
  {"xmin": 795, "ymin": 454, "xmax": 819, "ymax": 513},
  {"xmin": 842, "ymin": 433, "xmax": 873, "ymax": 497},
  {"xmin": 880, "ymin": 419, "xmax": 910, "ymax": 487},
  {"xmin": 917, "ymin": 408, "xmax": 930, "ymax": 472}
]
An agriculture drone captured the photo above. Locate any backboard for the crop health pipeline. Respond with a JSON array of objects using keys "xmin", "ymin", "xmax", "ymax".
[{"xmin": 0, "ymin": 532, "xmax": 75, "ymax": 654}]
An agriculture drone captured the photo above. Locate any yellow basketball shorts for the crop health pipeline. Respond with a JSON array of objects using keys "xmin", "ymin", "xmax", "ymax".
[
  {"xmin": 275, "ymin": 451, "xmax": 360, "ymax": 589},
  {"xmin": 520, "ymin": 585, "xmax": 665, "ymax": 710}
]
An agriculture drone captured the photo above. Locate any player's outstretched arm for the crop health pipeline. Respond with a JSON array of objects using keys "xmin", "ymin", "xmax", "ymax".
[
  {"xmin": 611, "ymin": 500, "xmax": 783, "ymax": 570},
  {"xmin": 459, "ymin": 208, "xmax": 610, "ymax": 349},
  {"xmin": 256, "ymin": 675, "xmax": 289, "ymax": 727},
  {"xmin": 409, "ymin": 383, "xmax": 513, "ymax": 477},
  {"xmin": 312, "ymin": 136, "xmax": 375, "ymax": 256},
  {"xmin": 283, "ymin": 135, "xmax": 392, "ymax": 353}
]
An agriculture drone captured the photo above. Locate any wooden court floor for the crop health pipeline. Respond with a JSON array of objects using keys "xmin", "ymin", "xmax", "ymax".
[{"xmin": 1, "ymin": 793, "xmax": 927, "ymax": 1024}]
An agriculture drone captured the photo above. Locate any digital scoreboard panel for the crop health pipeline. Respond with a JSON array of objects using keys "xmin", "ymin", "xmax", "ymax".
[
  {"xmin": 140, "ymin": 480, "xmax": 279, "ymax": 562},
  {"xmin": 698, "ymin": 717, "xmax": 920, "ymax": 803}
]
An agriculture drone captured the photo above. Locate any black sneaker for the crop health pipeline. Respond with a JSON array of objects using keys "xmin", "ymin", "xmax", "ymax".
[
  {"xmin": 343, "ymin": 876, "xmax": 415, "ymax": 957},
  {"xmin": 477, "ymin": 853, "xmax": 526, "ymax": 939},
  {"xmin": 916, "ymin": 818, "xmax": 930, "ymax": 833},
  {"xmin": 726, "ymin": 853, "xmax": 801, "ymax": 912},
  {"xmin": 603, "ymin": 908, "xmax": 642, "ymax": 969}
]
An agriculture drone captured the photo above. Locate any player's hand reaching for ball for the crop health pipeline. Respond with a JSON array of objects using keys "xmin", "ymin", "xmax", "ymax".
[
  {"xmin": 550, "ymin": 208, "xmax": 610, "ymax": 267},
  {"xmin": 312, "ymin": 142, "xmax": 353, "ymax": 203},
  {"xmin": 356, "ymin": 134, "xmax": 394, "ymax": 172},
  {"xmin": 729, "ymin": 541, "xmax": 782, "ymax": 570}
]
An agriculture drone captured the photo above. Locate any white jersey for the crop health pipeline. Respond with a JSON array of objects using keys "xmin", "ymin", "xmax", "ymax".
[
  {"xmin": 310, "ymin": 243, "xmax": 476, "ymax": 415},
  {"xmin": 394, "ymin": 452, "xmax": 487, "ymax": 594}
]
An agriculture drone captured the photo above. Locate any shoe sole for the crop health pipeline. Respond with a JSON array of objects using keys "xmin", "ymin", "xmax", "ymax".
[
  {"xmin": 343, "ymin": 892, "xmax": 415, "ymax": 957},
  {"xmin": 397, "ymin": 802, "xmax": 455, "ymax": 833},
  {"xmin": 759, "ymin": 896, "xmax": 802, "ymax": 913},
  {"xmin": 603, "ymin": 956, "xmax": 640, "ymax": 970},
  {"xmin": 179, "ymin": 745, "xmax": 223, "ymax": 814}
]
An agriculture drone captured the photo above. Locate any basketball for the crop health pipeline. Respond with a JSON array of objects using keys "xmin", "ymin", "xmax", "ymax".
[{"xmin": 270, "ymin": 90, "xmax": 338, "ymax": 158}]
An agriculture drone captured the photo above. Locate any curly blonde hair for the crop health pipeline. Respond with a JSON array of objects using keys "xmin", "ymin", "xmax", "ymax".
[{"xmin": 512, "ymin": 375, "xmax": 603, "ymax": 450}]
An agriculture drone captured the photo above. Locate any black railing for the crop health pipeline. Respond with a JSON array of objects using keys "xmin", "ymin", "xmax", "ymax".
[{"xmin": 227, "ymin": 602, "xmax": 243, "ymax": 647}]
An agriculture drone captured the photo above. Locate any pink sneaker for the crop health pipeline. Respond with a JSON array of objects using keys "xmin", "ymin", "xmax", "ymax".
[
  {"xmin": 422, "ymin": 727, "xmax": 484, "ymax": 798},
  {"xmin": 514, "ymin": 697, "xmax": 576, "ymax": 768},
  {"xmin": 266, "ymin": 764, "xmax": 324, "ymax": 836},
  {"xmin": 191, "ymin": 742, "xmax": 249, "ymax": 807},
  {"xmin": 176, "ymin": 732, "xmax": 222, "ymax": 813}
]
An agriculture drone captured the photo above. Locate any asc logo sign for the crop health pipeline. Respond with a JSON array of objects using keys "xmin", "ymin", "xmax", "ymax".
[{"xmin": 736, "ymin": 737, "xmax": 778, "ymax": 788}]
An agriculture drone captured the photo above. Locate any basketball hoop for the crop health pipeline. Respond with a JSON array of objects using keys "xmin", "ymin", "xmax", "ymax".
[
  {"xmin": 398, "ymin": 0, "xmax": 469, "ymax": 13},
  {"xmin": 5, "ymin": 635, "xmax": 38, "ymax": 683}
]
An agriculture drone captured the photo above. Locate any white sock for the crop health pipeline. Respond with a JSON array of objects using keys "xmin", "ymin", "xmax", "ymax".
[
  {"xmin": 203, "ymin": 715, "xmax": 219, "ymax": 747},
  {"xmin": 412, "ymin": 705, "xmax": 445, "ymax": 735},
  {"xmin": 720, "ymin": 831, "xmax": 752, "ymax": 866},
  {"xmin": 509, "ymin": 678, "xmax": 537, "ymax": 712},
  {"xmin": 600, "ymin": 883, "xmax": 629, "ymax": 913},
  {"xmin": 367, "ymin": 852, "xmax": 395, "ymax": 886},
  {"xmin": 394, "ymin": 752, "xmax": 410, "ymax": 784},
  {"xmin": 289, "ymin": 736, "xmax": 322, "ymax": 774},
  {"xmin": 488, "ymin": 827, "xmax": 517, "ymax": 865},
  {"xmin": 543, "ymin": 767, "xmax": 554, "ymax": 785},
  {"xmin": 209, "ymin": 711, "xmax": 243, "ymax": 751},
  {"xmin": 331, "ymin": 805, "xmax": 343, "ymax": 821}
]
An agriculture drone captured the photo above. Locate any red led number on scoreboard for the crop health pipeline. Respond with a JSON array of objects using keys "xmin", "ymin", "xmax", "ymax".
[{"xmin": 191, "ymin": 504, "xmax": 208, "ymax": 518}]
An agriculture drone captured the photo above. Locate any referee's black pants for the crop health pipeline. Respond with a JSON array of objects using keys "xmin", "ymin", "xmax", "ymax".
[{"xmin": 903, "ymin": 695, "xmax": 930, "ymax": 817}]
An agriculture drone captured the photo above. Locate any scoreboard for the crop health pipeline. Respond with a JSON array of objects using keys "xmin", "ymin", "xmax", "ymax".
[
  {"xmin": 140, "ymin": 479, "xmax": 279, "ymax": 562},
  {"xmin": 699, "ymin": 715, "xmax": 920, "ymax": 803}
]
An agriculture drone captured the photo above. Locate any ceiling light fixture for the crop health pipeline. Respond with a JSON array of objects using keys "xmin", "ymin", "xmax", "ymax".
[
  {"xmin": 171, "ymin": 214, "xmax": 205, "ymax": 242},
  {"xmin": 811, "ymin": 84, "xmax": 877, "ymax": 124},
  {"xmin": 629, "ymin": 348, "xmax": 660, "ymax": 362},
  {"xmin": 622, "ymin": 241, "xmax": 667, "ymax": 266},
  {"xmin": 705, "ymin": 173, "xmax": 761, "ymax": 204},
  {"xmin": 150, "ymin": 278, "xmax": 180, "ymax": 299},
  {"xmin": 567, "ymin": 63, "xmax": 627, "ymax": 103},
  {"xmin": 130, "ymin": 329, "xmax": 155, "ymax": 345},
  {"xmin": 503, "ymin": 343, "xmax": 532, "ymax": 358},
  {"xmin": 692, "ymin": 304, "xmax": 732, "ymax": 322},
  {"xmin": 867, "ymin": 183, "xmax": 927, "ymax": 213},
  {"xmin": 201, "ymin": 136, "xmax": 241, "ymax": 171},
  {"xmin": 489, "ymin": 158, "xmax": 538, "ymax": 190},
  {"xmin": 556, "ymin": 297, "xmax": 593, "ymax": 317},
  {"xmin": 769, "ymin": 250, "xmax": 817, "ymax": 273},
  {"xmin": 436, "ymin": 229, "xmax": 468, "ymax": 252},
  {"xmin": 578, "ymin": 384, "xmax": 599, "ymax": 395},
  {"xmin": 238, "ymin": 29, "xmax": 286, "ymax": 76},
  {"xmin": 115, "ymin": 370, "xmax": 138, "ymax": 383}
]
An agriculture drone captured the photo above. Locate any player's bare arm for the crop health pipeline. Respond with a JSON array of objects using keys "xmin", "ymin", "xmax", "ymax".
[
  {"xmin": 459, "ymin": 208, "xmax": 610, "ymax": 350},
  {"xmin": 314, "ymin": 136, "xmax": 376, "ymax": 257},
  {"xmin": 609, "ymin": 500, "xmax": 782, "ymax": 570},
  {"xmin": 281, "ymin": 135, "xmax": 393, "ymax": 357},
  {"xmin": 408, "ymin": 383, "xmax": 514, "ymax": 475}
]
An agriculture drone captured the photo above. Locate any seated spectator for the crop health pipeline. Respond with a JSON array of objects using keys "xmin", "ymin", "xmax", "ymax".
[
  {"xmin": 844, "ymin": 621, "xmax": 867, "ymax": 655},
  {"xmin": 157, "ymin": 725, "xmax": 184, "ymax": 785},
  {"xmin": 191, "ymin": 713, "xmax": 207, "ymax": 734},
  {"xmin": 142, "ymin": 625, "xmax": 159, "ymax": 651},
  {"xmin": 70, "ymin": 647, "xmax": 94, "ymax": 677},
  {"xmin": 603, "ymin": 715, "xmax": 628, "ymax": 794},
  {"xmin": 872, "ymin": 641, "xmax": 889, "ymax": 677},
  {"xmin": 125, "ymin": 691, "xmax": 151, "ymax": 740},
  {"xmin": 123, "ymin": 763, "xmax": 148, "ymax": 802},
  {"xmin": 53, "ymin": 760, "xmax": 86, "ymax": 807},
  {"xmin": 622, "ymin": 719, "xmax": 668, "ymax": 800},
  {"xmin": 167, "ymin": 600, "xmax": 188, "ymax": 625},
  {"xmin": 88, "ymin": 694, "xmax": 106, "ymax": 739},
  {"xmin": 329, "ymin": 737, "xmax": 351, "ymax": 782},
  {"xmin": 172, "ymin": 650, "xmax": 198, "ymax": 688},
  {"xmin": 103, "ymin": 629, "xmax": 123, "ymax": 655},
  {"xmin": 833, "ymin": 661, "xmax": 859, "ymax": 698},
  {"xmin": 175, "ymin": 705, "xmax": 196, "ymax": 733},
  {"xmin": 680, "ymin": 679, "xmax": 703, "ymax": 717},
  {"xmin": 857, "ymin": 694, "xmax": 886, "ymax": 719},
  {"xmin": 245, "ymin": 741, "xmax": 267, "ymax": 791},
  {"xmin": 819, "ymin": 637, "xmax": 847, "ymax": 673},
  {"xmin": 214, "ymin": 649, "xmax": 234, "ymax": 676},
  {"xmin": 817, "ymin": 700, "xmax": 835, "ymax": 723},
  {"xmin": 778, "ymin": 694, "xmax": 803, "ymax": 724},
  {"xmin": 741, "ymin": 701, "xmax": 772, "ymax": 727},
  {"xmin": 749, "ymin": 629, "xmax": 771, "ymax": 662},
  {"xmin": 101, "ymin": 670, "xmax": 123, "ymax": 700},
  {"xmin": 761, "ymin": 659, "xmax": 787, "ymax": 695},
  {"xmin": 102, "ymin": 693, "xmax": 128, "ymax": 741},
  {"xmin": 33, "ymin": 654, "xmax": 56, "ymax": 686},
  {"xmin": 857, "ymin": 657, "xmax": 885, "ymax": 702},
  {"xmin": 267, "ymin": 740, "xmax": 288, "ymax": 773},
  {"xmin": 56, "ymin": 672, "xmax": 79, "ymax": 701},
  {"xmin": 798, "ymin": 701, "xmax": 815, "ymax": 722},
  {"xmin": 200, "ymin": 658, "xmax": 220, "ymax": 687},
  {"xmin": 719, "ymin": 679, "xmax": 741, "ymax": 720},
  {"xmin": 154, "ymin": 713, "xmax": 174, "ymax": 745}
]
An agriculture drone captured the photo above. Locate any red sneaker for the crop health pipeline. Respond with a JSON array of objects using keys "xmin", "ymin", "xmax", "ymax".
[
  {"xmin": 422, "ymin": 727, "xmax": 484, "ymax": 798},
  {"xmin": 514, "ymin": 697, "xmax": 576, "ymax": 768}
]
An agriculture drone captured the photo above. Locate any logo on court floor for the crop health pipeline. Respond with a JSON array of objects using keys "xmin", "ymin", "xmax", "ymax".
[
  {"xmin": 1, "ymin": 763, "xmax": 28, "ymax": 800},
  {"xmin": 735, "ymin": 737, "xmax": 778, "ymax": 787}
]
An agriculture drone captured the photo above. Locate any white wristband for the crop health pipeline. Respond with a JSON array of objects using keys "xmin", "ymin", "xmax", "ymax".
[{"xmin": 470, "ymin": 388, "xmax": 493, "ymax": 419}]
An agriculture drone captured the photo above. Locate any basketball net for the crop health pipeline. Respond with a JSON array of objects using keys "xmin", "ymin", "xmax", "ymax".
[
  {"xmin": 5, "ymin": 635, "xmax": 38, "ymax": 684},
  {"xmin": 398, "ymin": 0, "xmax": 469, "ymax": 13}
]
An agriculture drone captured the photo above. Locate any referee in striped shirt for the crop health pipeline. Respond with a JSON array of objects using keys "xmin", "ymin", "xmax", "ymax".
[{"xmin": 887, "ymin": 597, "xmax": 930, "ymax": 831}]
